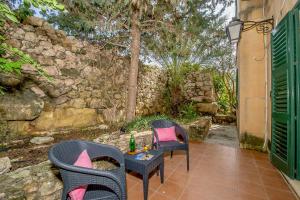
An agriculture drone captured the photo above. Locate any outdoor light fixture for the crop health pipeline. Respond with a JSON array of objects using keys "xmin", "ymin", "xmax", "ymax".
[{"xmin": 226, "ymin": 17, "xmax": 274, "ymax": 44}]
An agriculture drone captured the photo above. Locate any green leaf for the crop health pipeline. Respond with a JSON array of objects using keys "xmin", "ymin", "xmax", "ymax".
[{"xmin": 4, "ymin": 13, "xmax": 18, "ymax": 23}]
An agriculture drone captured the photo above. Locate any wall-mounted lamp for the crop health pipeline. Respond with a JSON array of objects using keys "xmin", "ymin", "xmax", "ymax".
[{"xmin": 226, "ymin": 17, "xmax": 274, "ymax": 44}]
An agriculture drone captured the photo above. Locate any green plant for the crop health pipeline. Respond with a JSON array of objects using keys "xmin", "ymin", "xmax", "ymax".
[
  {"xmin": 0, "ymin": 40, "xmax": 46, "ymax": 75},
  {"xmin": 0, "ymin": 3, "xmax": 18, "ymax": 25},
  {"xmin": 164, "ymin": 62, "xmax": 201, "ymax": 116},
  {"xmin": 178, "ymin": 102, "xmax": 199, "ymax": 123},
  {"xmin": 14, "ymin": 4, "xmax": 34, "ymax": 22},
  {"xmin": 0, "ymin": 1, "xmax": 62, "ymax": 94},
  {"xmin": 124, "ymin": 115, "xmax": 171, "ymax": 133}
]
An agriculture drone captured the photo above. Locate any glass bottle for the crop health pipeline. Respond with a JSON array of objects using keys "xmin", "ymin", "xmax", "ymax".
[{"xmin": 129, "ymin": 132, "xmax": 136, "ymax": 152}]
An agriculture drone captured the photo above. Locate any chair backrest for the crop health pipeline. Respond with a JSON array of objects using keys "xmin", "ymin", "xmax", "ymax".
[
  {"xmin": 151, "ymin": 119, "xmax": 176, "ymax": 129},
  {"xmin": 49, "ymin": 140, "xmax": 89, "ymax": 166}
]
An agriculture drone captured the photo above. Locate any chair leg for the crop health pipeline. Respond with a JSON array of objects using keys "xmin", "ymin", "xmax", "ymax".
[
  {"xmin": 61, "ymin": 187, "xmax": 68, "ymax": 200},
  {"xmin": 186, "ymin": 149, "xmax": 189, "ymax": 171},
  {"xmin": 170, "ymin": 151, "xmax": 173, "ymax": 159}
]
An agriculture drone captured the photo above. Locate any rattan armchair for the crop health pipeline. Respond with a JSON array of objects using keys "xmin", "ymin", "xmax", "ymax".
[
  {"xmin": 48, "ymin": 140, "xmax": 127, "ymax": 200},
  {"xmin": 151, "ymin": 120, "xmax": 189, "ymax": 171}
]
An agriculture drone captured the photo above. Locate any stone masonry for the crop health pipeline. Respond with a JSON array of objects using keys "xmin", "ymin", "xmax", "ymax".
[{"xmin": 0, "ymin": 16, "xmax": 215, "ymax": 136}]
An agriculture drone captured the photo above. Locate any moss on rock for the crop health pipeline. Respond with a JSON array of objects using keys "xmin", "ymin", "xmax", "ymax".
[{"xmin": 240, "ymin": 132, "xmax": 266, "ymax": 152}]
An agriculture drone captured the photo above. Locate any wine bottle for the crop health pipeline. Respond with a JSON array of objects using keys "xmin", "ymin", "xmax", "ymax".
[{"xmin": 129, "ymin": 132, "xmax": 136, "ymax": 152}]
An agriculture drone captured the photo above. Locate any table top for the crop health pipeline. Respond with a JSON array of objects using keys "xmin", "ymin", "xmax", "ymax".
[{"xmin": 124, "ymin": 150, "xmax": 163, "ymax": 166}]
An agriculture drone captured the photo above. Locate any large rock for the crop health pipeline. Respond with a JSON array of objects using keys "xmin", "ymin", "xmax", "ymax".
[
  {"xmin": 0, "ymin": 157, "xmax": 11, "ymax": 174},
  {"xmin": 0, "ymin": 90, "xmax": 44, "ymax": 121},
  {"xmin": 213, "ymin": 114, "xmax": 236, "ymax": 124},
  {"xmin": 23, "ymin": 16, "xmax": 44, "ymax": 27},
  {"xmin": 191, "ymin": 96, "xmax": 214, "ymax": 103},
  {"xmin": 196, "ymin": 102, "xmax": 218, "ymax": 115},
  {"xmin": 0, "ymin": 72, "xmax": 23, "ymax": 87},
  {"xmin": 30, "ymin": 136, "xmax": 54, "ymax": 145},
  {"xmin": 184, "ymin": 117, "xmax": 212, "ymax": 141},
  {"xmin": 32, "ymin": 108, "xmax": 98, "ymax": 131}
]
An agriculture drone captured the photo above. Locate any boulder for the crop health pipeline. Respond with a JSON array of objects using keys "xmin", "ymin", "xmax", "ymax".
[
  {"xmin": 0, "ymin": 90, "xmax": 44, "ymax": 121},
  {"xmin": 191, "ymin": 96, "xmax": 214, "ymax": 103},
  {"xmin": 0, "ymin": 157, "xmax": 11, "ymax": 174},
  {"xmin": 196, "ymin": 102, "xmax": 218, "ymax": 115},
  {"xmin": 23, "ymin": 16, "xmax": 44, "ymax": 27},
  {"xmin": 32, "ymin": 108, "xmax": 98, "ymax": 131},
  {"xmin": 0, "ymin": 72, "xmax": 23, "ymax": 87},
  {"xmin": 184, "ymin": 117, "xmax": 212, "ymax": 141},
  {"xmin": 213, "ymin": 114, "xmax": 236, "ymax": 124},
  {"xmin": 30, "ymin": 136, "xmax": 54, "ymax": 145}
]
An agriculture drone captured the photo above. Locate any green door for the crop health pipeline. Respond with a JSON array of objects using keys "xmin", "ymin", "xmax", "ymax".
[{"xmin": 271, "ymin": 12, "xmax": 296, "ymax": 178}]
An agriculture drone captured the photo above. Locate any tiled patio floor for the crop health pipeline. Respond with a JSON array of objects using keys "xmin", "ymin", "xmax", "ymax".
[{"xmin": 126, "ymin": 142, "xmax": 297, "ymax": 200}]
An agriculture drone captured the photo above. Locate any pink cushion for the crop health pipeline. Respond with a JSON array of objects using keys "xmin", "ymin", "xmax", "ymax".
[
  {"xmin": 154, "ymin": 126, "xmax": 177, "ymax": 143},
  {"xmin": 69, "ymin": 150, "xmax": 92, "ymax": 200}
]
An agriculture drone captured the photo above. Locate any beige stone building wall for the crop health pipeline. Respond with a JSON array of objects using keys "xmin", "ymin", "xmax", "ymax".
[
  {"xmin": 238, "ymin": 0, "xmax": 266, "ymax": 139},
  {"xmin": 237, "ymin": 0, "xmax": 298, "ymax": 140}
]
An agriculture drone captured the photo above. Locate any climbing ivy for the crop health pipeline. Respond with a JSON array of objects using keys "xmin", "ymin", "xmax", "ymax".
[{"xmin": 0, "ymin": 1, "xmax": 63, "ymax": 94}]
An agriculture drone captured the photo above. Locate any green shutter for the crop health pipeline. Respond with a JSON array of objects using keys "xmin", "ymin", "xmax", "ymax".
[
  {"xmin": 271, "ymin": 12, "xmax": 296, "ymax": 178},
  {"xmin": 294, "ymin": 5, "xmax": 300, "ymax": 180}
]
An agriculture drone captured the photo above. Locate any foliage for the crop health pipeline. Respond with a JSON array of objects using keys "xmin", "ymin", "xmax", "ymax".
[
  {"xmin": 0, "ymin": 2, "xmax": 18, "ymax": 25},
  {"xmin": 14, "ymin": 4, "xmax": 34, "ymax": 22},
  {"xmin": 178, "ymin": 102, "xmax": 200, "ymax": 123},
  {"xmin": 23, "ymin": 0, "xmax": 64, "ymax": 11},
  {"xmin": 164, "ymin": 62, "xmax": 200, "ymax": 116},
  {"xmin": 0, "ymin": 0, "xmax": 63, "ymax": 94},
  {"xmin": 124, "ymin": 115, "xmax": 171, "ymax": 133},
  {"xmin": 143, "ymin": 0, "xmax": 233, "ymax": 67},
  {"xmin": 212, "ymin": 71, "xmax": 230, "ymax": 113},
  {"xmin": 0, "ymin": 37, "xmax": 47, "ymax": 75}
]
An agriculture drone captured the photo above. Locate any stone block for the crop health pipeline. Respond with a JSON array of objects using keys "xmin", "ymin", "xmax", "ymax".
[
  {"xmin": 191, "ymin": 96, "xmax": 214, "ymax": 103},
  {"xmin": 0, "ymin": 72, "xmax": 23, "ymax": 87},
  {"xmin": 7, "ymin": 121, "xmax": 31, "ymax": 134},
  {"xmin": 213, "ymin": 114, "xmax": 236, "ymax": 124},
  {"xmin": 183, "ymin": 117, "xmax": 212, "ymax": 141},
  {"xmin": 24, "ymin": 32, "xmax": 37, "ymax": 42},
  {"xmin": 30, "ymin": 136, "xmax": 54, "ymax": 145},
  {"xmin": 32, "ymin": 108, "xmax": 97, "ymax": 131},
  {"xmin": 23, "ymin": 16, "xmax": 44, "ymax": 27},
  {"xmin": 0, "ymin": 90, "xmax": 44, "ymax": 121},
  {"xmin": 196, "ymin": 102, "xmax": 218, "ymax": 115},
  {"xmin": 0, "ymin": 157, "xmax": 11, "ymax": 175}
]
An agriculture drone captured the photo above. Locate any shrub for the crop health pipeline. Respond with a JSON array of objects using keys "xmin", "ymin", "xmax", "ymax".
[
  {"xmin": 178, "ymin": 102, "xmax": 200, "ymax": 123},
  {"xmin": 123, "ymin": 115, "xmax": 171, "ymax": 133}
]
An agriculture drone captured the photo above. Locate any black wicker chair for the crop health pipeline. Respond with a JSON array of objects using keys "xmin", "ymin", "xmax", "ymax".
[
  {"xmin": 48, "ymin": 140, "xmax": 127, "ymax": 200},
  {"xmin": 151, "ymin": 120, "xmax": 189, "ymax": 171}
]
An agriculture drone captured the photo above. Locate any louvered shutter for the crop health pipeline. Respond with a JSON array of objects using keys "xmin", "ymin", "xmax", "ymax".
[{"xmin": 271, "ymin": 13, "xmax": 296, "ymax": 178}]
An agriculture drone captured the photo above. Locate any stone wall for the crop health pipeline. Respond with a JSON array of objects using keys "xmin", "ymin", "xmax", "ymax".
[
  {"xmin": 0, "ymin": 16, "xmax": 215, "ymax": 136},
  {"xmin": 0, "ymin": 17, "xmax": 168, "ymax": 135},
  {"xmin": 183, "ymin": 71, "xmax": 218, "ymax": 115},
  {"xmin": 136, "ymin": 66, "xmax": 167, "ymax": 115}
]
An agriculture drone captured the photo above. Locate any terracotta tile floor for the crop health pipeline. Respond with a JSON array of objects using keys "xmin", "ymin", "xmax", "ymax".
[{"xmin": 126, "ymin": 142, "xmax": 297, "ymax": 200}]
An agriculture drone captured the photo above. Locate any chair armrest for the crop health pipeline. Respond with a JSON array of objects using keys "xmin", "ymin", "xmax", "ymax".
[
  {"xmin": 86, "ymin": 141, "xmax": 125, "ymax": 166},
  {"xmin": 175, "ymin": 125, "xmax": 189, "ymax": 144},
  {"xmin": 151, "ymin": 127, "xmax": 161, "ymax": 147},
  {"xmin": 49, "ymin": 152, "xmax": 125, "ymax": 195}
]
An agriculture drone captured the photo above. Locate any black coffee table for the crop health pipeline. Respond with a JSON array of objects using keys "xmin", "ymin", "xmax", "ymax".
[{"xmin": 124, "ymin": 150, "xmax": 164, "ymax": 200}]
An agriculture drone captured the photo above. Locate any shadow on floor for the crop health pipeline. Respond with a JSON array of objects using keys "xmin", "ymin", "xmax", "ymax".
[{"xmin": 204, "ymin": 124, "xmax": 239, "ymax": 148}]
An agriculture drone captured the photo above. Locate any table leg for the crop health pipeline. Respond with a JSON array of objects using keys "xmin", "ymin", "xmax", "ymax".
[
  {"xmin": 143, "ymin": 175, "xmax": 149, "ymax": 200},
  {"xmin": 160, "ymin": 162, "xmax": 164, "ymax": 183}
]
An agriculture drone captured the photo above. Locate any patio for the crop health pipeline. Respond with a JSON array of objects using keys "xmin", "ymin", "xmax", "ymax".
[{"xmin": 126, "ymin": 142, "xmax": 296, "ymax": 200}]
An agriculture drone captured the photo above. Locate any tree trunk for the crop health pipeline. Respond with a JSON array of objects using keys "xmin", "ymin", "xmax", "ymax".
[{"xmin": 126, "ymin": 8, "xmax": 141, "ymax": 122}]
